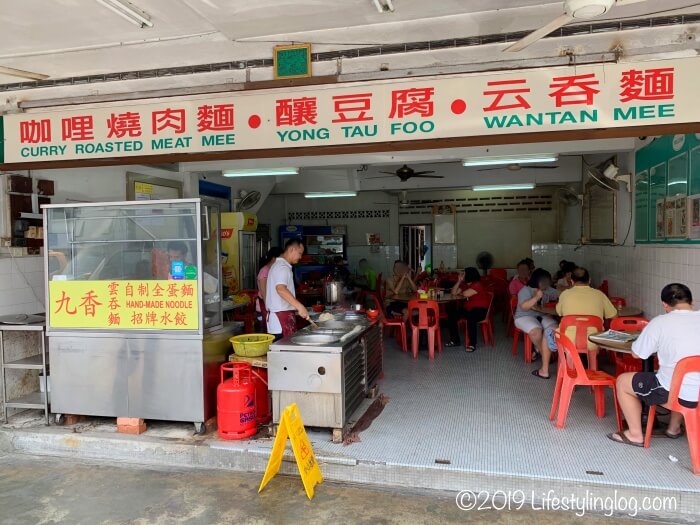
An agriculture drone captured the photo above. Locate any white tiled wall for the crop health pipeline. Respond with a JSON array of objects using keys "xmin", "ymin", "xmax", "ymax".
[
  {"xmin": 584, "ymin": 244, "xmax": 700, "ymax": 319},
  {"xmin": 532, "ymin": 243, "xmax": 585, "ymax": 276},
  {"xmin": 0, "ymin": 256, "xmax": 44, "ymax": 315},
  {"xmin": 347, "ymin": 245, "xmax": 400, "ymax": 279},
  {"xmin": 533, "ymin": 243, "xmax": 700, "ymax": 319}
]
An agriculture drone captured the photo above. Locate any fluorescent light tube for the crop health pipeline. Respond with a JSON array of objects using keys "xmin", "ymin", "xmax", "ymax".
[
  {"xmin": 304, "ymin": 192, "xmax": 357, "ymax": 199},
  {"xmin": 223, "ymin": 168, "xmax": 299, "ymax": 177},
  {"xmin": 95, "ymin": 0, "xmax": 153, "ymax": 28},
  {"xmin": 473, "ymin": 183, "xmax": 536, "ymax": 191},
  {"xmin": 462, "ymin": 154, "xmax": 558, "ymax": 167}
]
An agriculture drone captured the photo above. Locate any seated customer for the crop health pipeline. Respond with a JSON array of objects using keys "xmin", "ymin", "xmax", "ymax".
[
  {"xmin": 445, "ymin": 267, "xmax": 491, "ymax": 352},
  {"xmin": 514, "ymin": 268, "xmax": 558, "ymax": 364},
  {"xmin": 534, "ymin": 267, "xmax": 617, "ymax": 379},
  {"xmin": 356, "ymin": 258, "xmax": 377, "ymax": 291},
  {"xmin": 509, "ymin": 259, "xmax": 531, "ymax": 296},
  {"xmin": 555, "ymin": 261, "xmax": 577, "ymax": 291},
  {"xmin": 384, "ymin": 260, "xmax": 417, "ymax": 319},
  {"xmin": 608, "ymin": 283, "xmax": 700, "ymax": 447}
]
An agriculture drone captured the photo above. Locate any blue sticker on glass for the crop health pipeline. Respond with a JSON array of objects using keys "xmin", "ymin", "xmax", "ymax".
[{"xmin": 170, "ymin": 260, "xmax": 185, "ymax": 280}]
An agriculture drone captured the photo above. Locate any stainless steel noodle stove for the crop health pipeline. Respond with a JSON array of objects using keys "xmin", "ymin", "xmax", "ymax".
[{"xmin": 268, "ymin": 313, "xmax": 383, "ymax": 443}]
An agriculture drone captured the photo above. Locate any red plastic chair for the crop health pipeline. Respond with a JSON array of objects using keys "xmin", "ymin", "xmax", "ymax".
[
  {"xmin": 458, "ymin": 292, "xmax": 495, "ymax": 348},
  {"xmin": 549, "ymin": 331, "xmax": 623, "ymax": 430},
  {"xmin": 233, "ymin": 289, "xmax": 258, "ymax": 333},
  {"xmin": 609, "ymin": 317, "xmax": 649, "ymax": 375},
  {"xmin": 407, "ymin": 299, "xmax": 442, "ymax": 360},
  {"xmin": 510, "ymin": 295, "xmax": 533, "ymax": 362},
  {"xmin": 489, "ymin": 268, "xmax": 508, "ymax": 281},
  {"xmin": 643, "ymin": 356, "xmax": 700, "ymax": 475},
  {"xmin": 609, "ymin": 296, "xmax": 626, "ymax": 308},
  {"xmin": 559, "ymin": 315, "xmax": 604, "ymax": 371},
  {"xmin": 378, "ymin": 298, "xmax": 407, "ymax": 353}
]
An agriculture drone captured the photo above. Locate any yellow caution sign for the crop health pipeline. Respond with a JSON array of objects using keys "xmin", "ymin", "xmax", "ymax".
[{"xmin": 258, "ymin": 403, "xmax": 323, "ymax": 500}]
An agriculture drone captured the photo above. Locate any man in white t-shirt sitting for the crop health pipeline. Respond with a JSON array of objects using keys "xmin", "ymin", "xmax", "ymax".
[
  {"xmin": 265, "ymin": 238, "xmax": 309, "ymax": 339},
  {"xmin": 608, "ymin": 283, "xmax": 700, "ymax": 447}
]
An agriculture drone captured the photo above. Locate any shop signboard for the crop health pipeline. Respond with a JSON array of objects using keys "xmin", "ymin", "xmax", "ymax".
[
  {"xmin": 1, "ymin": 57, "xmax": 698, "ymax": 165},
  {"xmin": 48, "ymin": 279, "xmax": 199, "ymax": 330}
]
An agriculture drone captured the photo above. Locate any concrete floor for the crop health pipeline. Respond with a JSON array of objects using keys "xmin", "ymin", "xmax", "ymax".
[{"xmin": 0, "ymin": 453, "xmax": 661, "ymax": 525}]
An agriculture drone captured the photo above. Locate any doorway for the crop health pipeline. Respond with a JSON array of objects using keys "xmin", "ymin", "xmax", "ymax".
[{"xmin": 400, "ymin": 224, "xmax": 432, "ymax": 274}]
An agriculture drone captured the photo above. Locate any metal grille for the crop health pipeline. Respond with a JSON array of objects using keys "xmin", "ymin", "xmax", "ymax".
[
  {"xmin": 1, "ymin": 14, "xmax": 697, "ymax": 92},
  {"xmin": 343, "ymin": 342, "xmax": 366, "ymax": 420},
  {"xmin": 399, "ymin": 194, "xmax": 553, "ymax": 215},
  {"xmin": 288, "ymin": 210, "xmax": 390, "ymax": 221},
  {"xmin": 363, "ymin": 324, "xmax": 383, "ymax": 390}
]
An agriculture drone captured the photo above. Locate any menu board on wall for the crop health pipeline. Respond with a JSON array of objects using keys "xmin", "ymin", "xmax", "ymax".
[
  {"xmin": 664, "ymin": 195, "xmax": 687, "ymax": 238},
  {"xmin": 635, "ymin": 134, "xmax": 700, "ymax": 244},
  {"xmin": 689, "ymin": 194, "xmax": 700, "ymax": 239}
]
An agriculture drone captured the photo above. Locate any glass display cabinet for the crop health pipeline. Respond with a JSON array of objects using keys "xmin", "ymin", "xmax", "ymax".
[{"xmin": 43, "ymin": 199, "xmax": 235, "ymax": 433}]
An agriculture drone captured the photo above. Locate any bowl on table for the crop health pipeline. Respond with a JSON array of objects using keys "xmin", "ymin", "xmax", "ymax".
[
  {"xmin": 366, "ymin": 309, "xmax": 379, "ymax": 320},
  {"xmin": 312, "ymin": 304, "xmax": 325, "ymax": 313}
]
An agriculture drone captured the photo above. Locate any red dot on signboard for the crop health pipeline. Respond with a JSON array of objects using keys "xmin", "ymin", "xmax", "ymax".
[
  {"xmin": 451, "ymin": 99, "xmax": 467, "ymax": 115},
  {"xmin": 248, "ymin": 115, "xmax": 261, "ymax": 128}
]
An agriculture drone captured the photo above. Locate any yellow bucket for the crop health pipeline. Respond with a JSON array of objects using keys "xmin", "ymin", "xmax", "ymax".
[{"xmin": 229, "ymin": 333, "xmax": 275, "ymax": 357}]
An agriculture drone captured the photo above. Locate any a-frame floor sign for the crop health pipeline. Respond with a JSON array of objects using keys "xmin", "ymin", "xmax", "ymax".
[{"xmin": 258, "ymin": 403, "xmax": 324, "ymax": 499}]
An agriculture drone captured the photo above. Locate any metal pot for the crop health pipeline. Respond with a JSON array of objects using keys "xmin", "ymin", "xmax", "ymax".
[{"xmin": 324, "ymin": 281, "xmax": 343, "ymax": 304}]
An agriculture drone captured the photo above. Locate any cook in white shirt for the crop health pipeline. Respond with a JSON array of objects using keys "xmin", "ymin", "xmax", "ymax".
[
  {"xmin": 265, "ymin": 238, "xmax": 309, "ymax": 338},
  {"xmin": 608, "ymin": 283, "xmax": 700, "ymax": 447}
]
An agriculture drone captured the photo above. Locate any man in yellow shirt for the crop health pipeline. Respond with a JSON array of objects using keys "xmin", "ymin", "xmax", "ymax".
[
  {"xmin": 533, "ymin": 267, "xmax": 617, "ymax": 378},
  {"xmin": 556, "ymin": 267, "xmax": 618, "ymax": 320}
]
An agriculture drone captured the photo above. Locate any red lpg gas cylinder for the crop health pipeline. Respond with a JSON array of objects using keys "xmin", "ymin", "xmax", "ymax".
[
  {"xmin": 250, "ymin": 366, "xmax": 272, "ymax": 424},
  {"xmin": 217, "ymin": 362, "xmax": 256, "ymax": 440}
]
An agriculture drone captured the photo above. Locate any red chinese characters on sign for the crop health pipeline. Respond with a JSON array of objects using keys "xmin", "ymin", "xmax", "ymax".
[
  {"xmin": 19, "ymin": 119, "xmax": 52, "ymax": 144},
  {"xmin": 181, "ymin": 284, "xmax": 194, "ymax": 297},
  {"xmin": 332, "ymin": 93, "xmax": 373, "ymax": 123},
  {"xmin": 483, "ymin": 79, "xmax": 531, "ymax": 112},
  {"xmin": 175, "ymin": 312, "xmax": 187, "ymax": 326},
  {"xmin": 276, "ymin": 97, "xmax": 318, "ymax": 126},
  {"xmin": 146, "ymin": 312, "xmax": 158, "ymax": 326},
  {"xmin": 61, "ymin": 116, "xmax": 95, "ymax": 141},
  {"xmin": 152, "ymin": 108, "xmax": 186, "ymax": 134},
  {"xmin": 54, "ymin": 291, "xmax": 77, "ymax": 315},
  {"xmin": 108, "ymin": 313, "xmax": 121, "ymax": 326},
  {"xmin": 107, "ymin": 112, "xmax": 142, "ymax": 138},
  {"xmin": 389, "ymin": 88, "xmax": 434, "ymax": 119},
  {"xmin": 79, "ymin": 291, "xmax": 102, "ymax": 317},
  {"xmin": 549, "ymin": 73, "xmax": 600, "ymax": 107},
  {"xmin": 197, "ymin": 104, "xmax": 234, "ymax": 132},
  {"xmin": 619, "ymin": 68, "xmax": 674, "ymax": 103}
]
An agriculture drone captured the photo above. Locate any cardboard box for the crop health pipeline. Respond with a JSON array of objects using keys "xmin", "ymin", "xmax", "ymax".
[{"xmin": 25, "ymin": 226, "xmax": 38, "ymax": 239}]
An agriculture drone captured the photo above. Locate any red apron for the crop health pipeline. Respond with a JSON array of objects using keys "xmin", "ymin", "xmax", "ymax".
[{"xmin": 275, "ymin": 310, "xmax": 299, "ymax": 338}]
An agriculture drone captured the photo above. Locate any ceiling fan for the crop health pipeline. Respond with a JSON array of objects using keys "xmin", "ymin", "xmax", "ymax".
[
  {"xmin": 477, "ymin": 163, "xmax": 560, "ymax": 172},
  {"xmin": 368, "ymin": 164, "xmax": 444, "ymax": 182},
  {"xmin": 504, "ymin": 0, "xmax": 647, "ymax": 52}
]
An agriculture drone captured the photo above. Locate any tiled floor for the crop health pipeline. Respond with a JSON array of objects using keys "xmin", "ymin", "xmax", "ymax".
[{"xmin": 299, "ymin": 325, "xmax": 700, "ymax": 492}]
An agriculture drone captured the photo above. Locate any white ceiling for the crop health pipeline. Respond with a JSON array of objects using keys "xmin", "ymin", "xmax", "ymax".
[
  {"xmin": 187, "ymin": 137, "xmax": 635, "ymax": 194},
  {"xmin": 0, "ymin": 0, "xmax": 697, "ymax": 85}
]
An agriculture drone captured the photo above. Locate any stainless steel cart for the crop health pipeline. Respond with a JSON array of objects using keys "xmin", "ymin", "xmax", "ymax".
[{"xmin": 43, "ymin": 199, "xmax": 233, "ymax": 433}]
